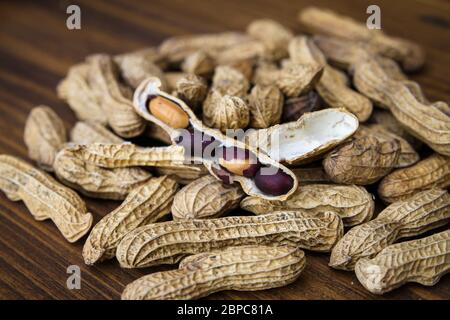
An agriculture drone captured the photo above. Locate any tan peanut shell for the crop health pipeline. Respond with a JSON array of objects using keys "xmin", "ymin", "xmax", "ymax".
[
  {"xmin": 288, "ymin": 36, "xmax": 372, "ymax": 122},
  {"xmin": 317, "ymin": 66, "xmax": 372, "ymax": 122},
  {"xmin": 378, "ymin": 154, "xmax": 450, "ymax": 203},
  {"xmin": 312, "ymin": 35, "xmax": 409, "ymax": 83},
  {"xmin": 247, "ymin": 84, "xmax": 283, "ymax": 129},
  {"xmin": 154, "ymin": 163, "xmax": 208, "ymax": 185},
  {"xmin": 114, "ymin": 48, "xmax": 167, "ymax": 90},
  {"xmin": 329, "ymin": 189, "xmax": 450, "ymax": 270},
  {"xmin": 276, "ymin": 61, "xmax": 323, "ymax": 98},
  {"xmin": 172, "ymin": 175, "xmax": 244, "ymax": 220},
  {"xmin": 298, "ymin": 7, "xmax": 424, "ymax": 71},
  {"xmin": 144, "ymin": 123, "xmax": 173, "ymax": 145},
  {"xmin": 213, "ymin": 40, "xmax": 264, "ymax": 66},
  {"xmin": 241, "ymin": 184, "xmax": 374, "ymax": 227},
  {"xmin": 245, "ymin": 108, "xmax": 358, "ymax": 165},
  {"xmin": 133, "ymin": 77, "xmax": 298, "ymax": 201},
  {"xmin": 370, "ymin": 109, "xmax": 422, "ymax": 149},
  {"xmin": 247, "ymin": 19, "xmax": 293, "ymax": 61},
  {"xmin": 353, "ymin": 59, "xmax": 450, "ymax": 155},
  {"xmin": 24, "ymin": 106, "xmax": 67, "ymax": 171},
  {"xmin": 323, "ymin": 136, "xmax": 400, "ymax": 185},
  {"xmin": 70, "ymin": 121, "xmax": 124, "ymax": 145},
  {"xmin": 355, "ymin": 124, "xmax": 419, "ymax": 168},
  {"xmin": 159, "ymin": 32, "xmax": 252, "ymax": 64},
  {"xmin": 82, "ymin": 176, "xmax": 178, "ymax": 264},
  {"xmin": 175, "ymin": 74, "xmax": 208, "ymax": 110},
  {"xmin": 68, "ymin": 143, "xmax": 186, "ymax": 168},
  {"xmin": 57, "ymin": 63, "xmax": 108, "ymax": 124},
  {"xmin": 181, "ymin": 51, "xmax": 215, "ymax": 78},
  {"xmin": 202, "ymin": 91, "xmax": 250, "ymax": 132},
  {"xmin": 212, "ymin": 65, "xmax": 249, "ymax": 97},
  {"xmin": 0, "ymin": 155, "xmax": 92, "ymax": 242},
  {"xmin": 355, "ymin": 229, "xmax": 450, "ymax": 294},
  {"xmin": 54, "ymin": 147, "xmax": 152, "ymax": 200},
  {"xmin": 164, "ymin": 72, "xmax": 188, "ymax": 91},
  {"xmin": 122, "ymin": 245, "xmax": 305, "ymax": 300},
  {"xmin": 291, "ymin": 167, "xmax": 331, "ymax": 184},
  {"xmin": 116, "ymin": 210, "xmax": 343, "ymax": 268},
  {"xmin": 86, "ymin": 54, "xmax": 145, "ymax": 138}
]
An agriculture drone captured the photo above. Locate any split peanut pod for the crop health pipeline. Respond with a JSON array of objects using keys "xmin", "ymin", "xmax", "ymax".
[
  {"xmin": 83, "ymin": 176, "xmax": 178, "ymax": 264},
  {"xmin": 116, "ymin": 210, "xmax": 343, "ymax": 268},
  {"xmin": 244, "ymin": 108, "xmax": 359, "ymax": 165},
  {"xmin": 241, "ymin": 184, "xmax": 374, "ymax": 227},
  {"xmin": 122, "ymin": 245, "xmax": 305, "ymax": 300},
  {"xmin": 330, "ymin": 189, "xmax": 450, "ymax": 270},
  {"xmin": 0, "ymin": 155, "xmax": 92, "ymax": 242},
  {"xmin": 355, "ymin": 229, "xmax": 450, "ymax": 295},
  {"xmin": 378, "ymin": 154, "xmax": 450, "ymax": 203},
  {"xmin": 133, "ymin": 77, "xmax": 298, "ymax": 200}
]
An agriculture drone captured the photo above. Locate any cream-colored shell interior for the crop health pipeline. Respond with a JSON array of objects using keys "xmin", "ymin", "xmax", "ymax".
[{"xmin": 246, "ymin": 109, "xmax": 359, "ymax": 164}]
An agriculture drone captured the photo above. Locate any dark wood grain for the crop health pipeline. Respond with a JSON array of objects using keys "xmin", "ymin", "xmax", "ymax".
[{"xmin": 0, "ymin": 0, "xmax": 449, "ymax": 300}]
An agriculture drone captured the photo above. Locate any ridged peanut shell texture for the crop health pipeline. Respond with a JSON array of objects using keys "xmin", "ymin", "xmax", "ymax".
[
  {"xmin": 247, "ymin": 84, "xmax": 283, "ymax": 129},
  {"xmin": 355, "ymin": 124, "xmax": 419, "ymax": 168},
  {"xmin": 353, "ymin": 59, "xmax": 450, "ymax": 155},
  {"xmin": 122, "ymin": 245, "xmax": 305, "ymax": 300},
  {"xmin": 378, "ymin": 154, "xmax": 450, "ymax": 203},
  {"xmin": 24, "ymin": 106, "xmax": 67, "ymax": 171},
  {"xmin": 83, "ymin": 176, "xmax": 179, "ymax": 264},
  {"xmin": 54, "ymin": 147, "xmax": 152, "ymax": 200},
  {"xmin": 70, "ymin": 121, "xmax": 124, "ymax": 145},
  {"xmin": 158, "ymin": 32, "xmax": 251, "ymax": 64},
  {"xmin": 57, "ymin": 63, "xmax": 107, "ymax": 125},
  {"xmin": 85, "ymin": 54, "xmax": 146, "ymax": 138},
  {"xmin": 172, "ymin": 175, "xmax": 244, "ymax": 220},
  {"xmin": 355, "ymin": 230, "xmax": 450, "ymax": 294},
  {"xmin": 298, "ymin": 7, "xmax": 424, "ymax": 71},
  {"xmin": 211, "ymin": 65, "xmax": 249, "ymax": 97},
  {"xmin": 323, "ymin": 136, "xmax": 400, "ymax": 185},
  {"xmin": 116, "ymin": 210, "xmax": 343, "ymax": 268},
  {"xmin": 330, "ymin": 189, "xmax": 450, "ymax": 270},
  {"xmin": 287, "ymin": 36, "xmax": 372, "ymax": 122},
  {"xmin": 246, "ymin": 19, "xmax": 293, "ymax": 61},
  {"xmin": 0, "ymin": 155, "xmax": 92, "ymax": 242},
  {"xmin": 202, "ymin": 91, "xmax": 250, "ymax": 133},
  {"xmin": 154, "ymin": 163, "xmax": 208, "ymax": 185},
  {"xmin": 241, "ymin": 184, "xmax": 374, "ymax": 227}
]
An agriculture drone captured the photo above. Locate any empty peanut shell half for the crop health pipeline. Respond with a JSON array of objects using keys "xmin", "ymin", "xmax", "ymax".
[{"xmin": 244, "ymin": 108, "xmax": 359, "ymax": 165}]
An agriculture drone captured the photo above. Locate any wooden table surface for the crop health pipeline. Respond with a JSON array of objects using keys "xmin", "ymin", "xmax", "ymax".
[{"xmin": 0, "ymin": 0, "xmax": 449, "ymax": 300}]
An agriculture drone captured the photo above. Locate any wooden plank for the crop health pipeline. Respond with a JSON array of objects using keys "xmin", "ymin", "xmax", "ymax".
[{"xmin": 0, "ymin": 0, "xmax": 449, "ymax": 300}]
